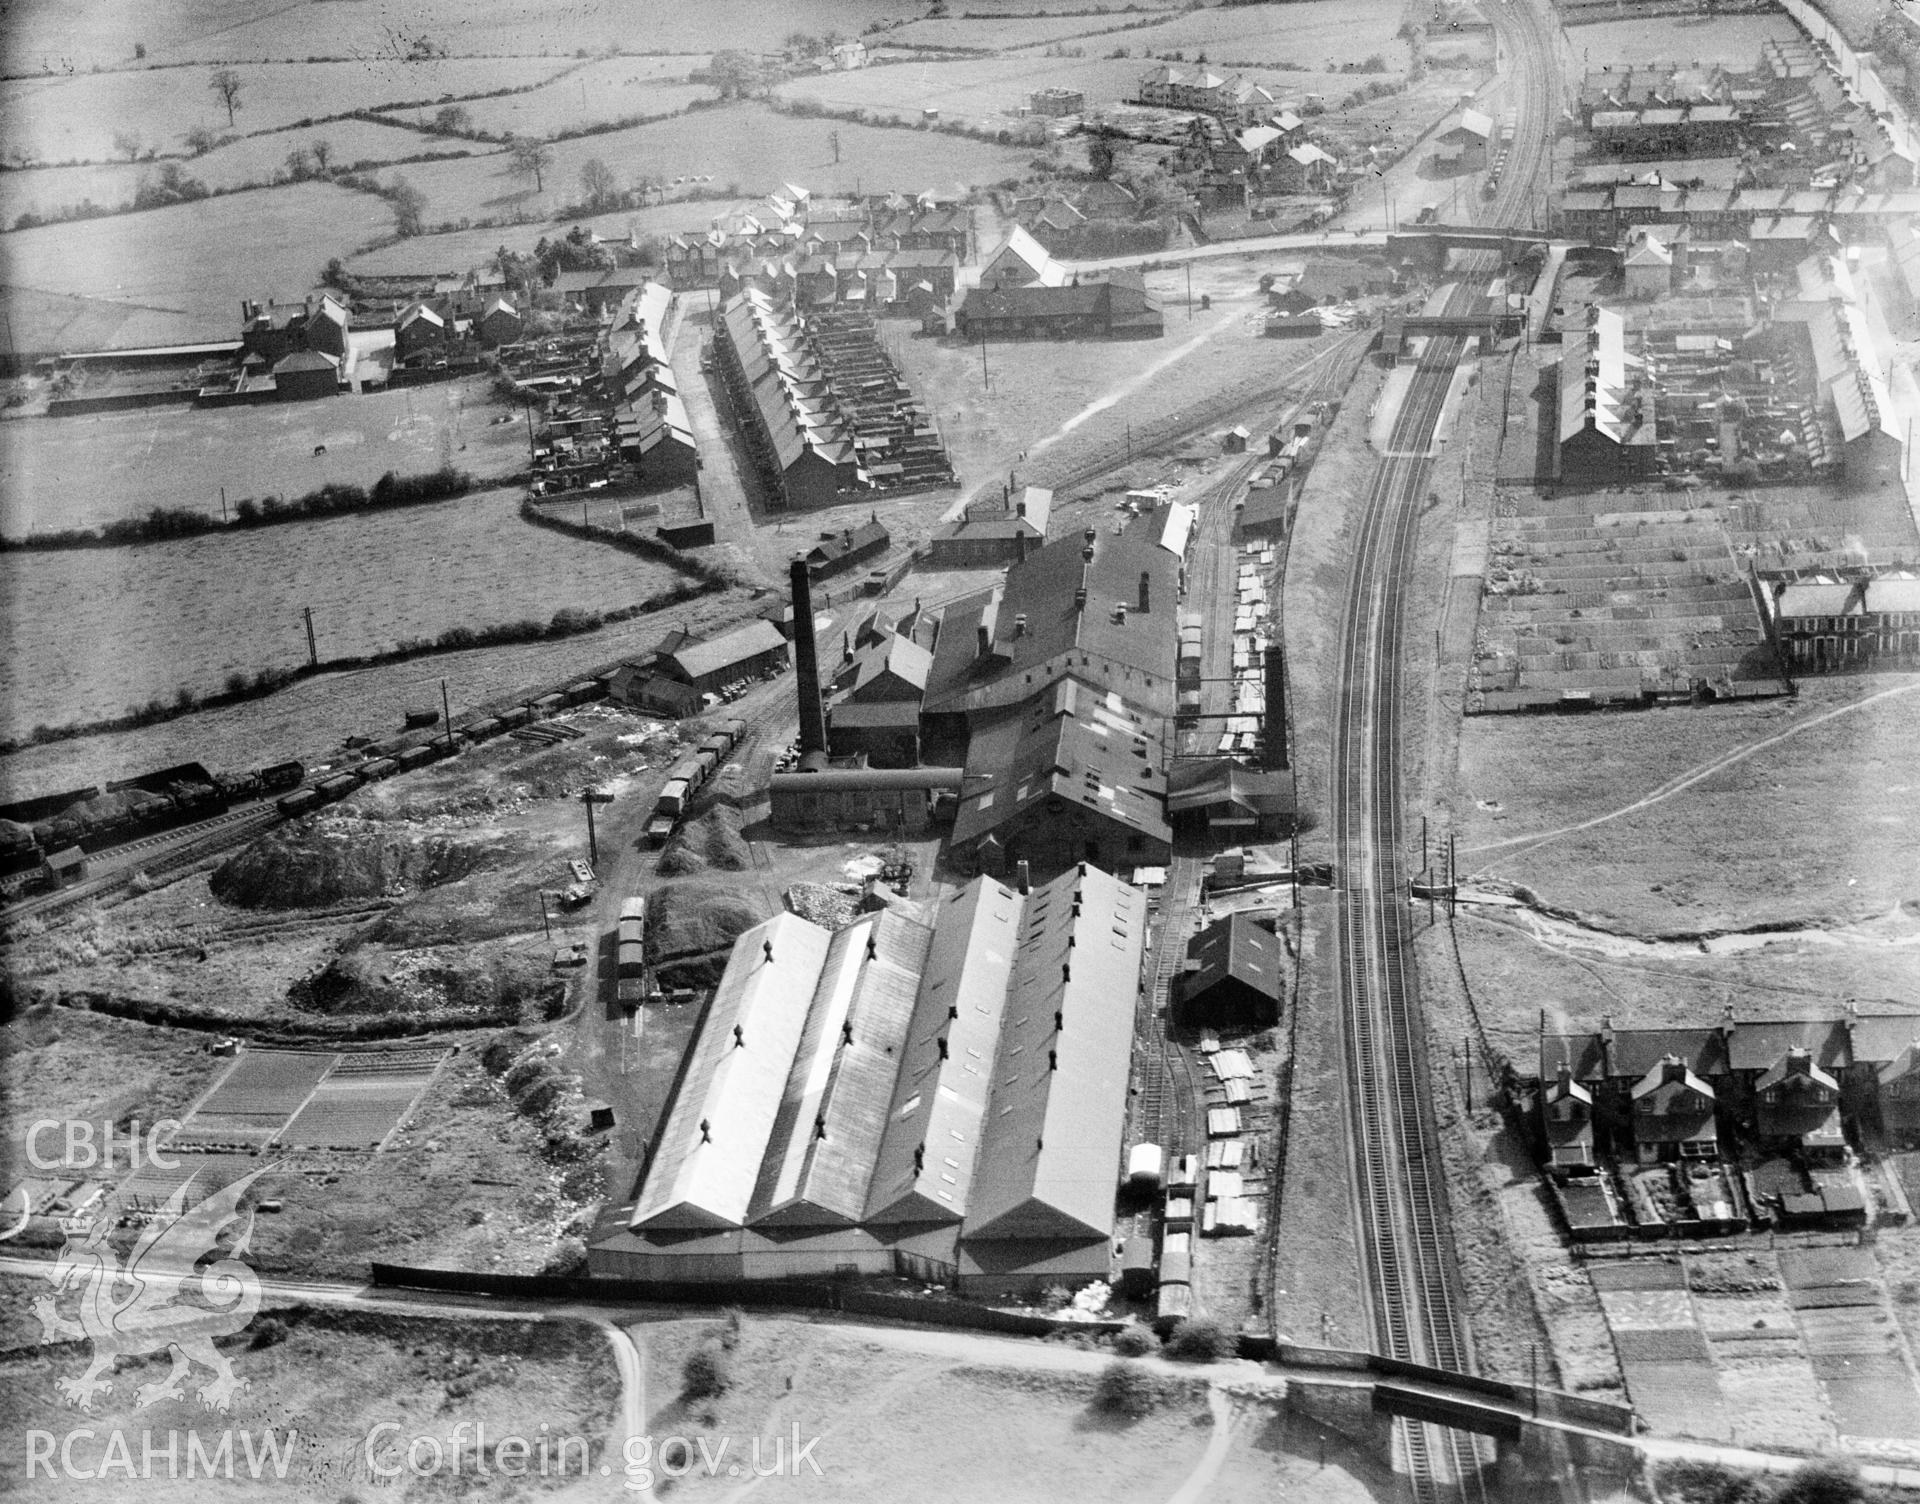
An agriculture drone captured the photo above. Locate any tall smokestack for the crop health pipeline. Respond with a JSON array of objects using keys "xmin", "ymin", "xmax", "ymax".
[
  {"xmin": 1263, "ymin": 644, "xmax": 1290, "ymax": 771},
  {"xmin": 790, "ymin": 556, "xmax": 828, "ymax": 757}
]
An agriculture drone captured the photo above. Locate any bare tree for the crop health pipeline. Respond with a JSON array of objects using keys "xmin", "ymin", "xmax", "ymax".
[
  {"xmin": 508, "ymin": 136, "xmax": 553, "ymax": 194},
  {"xmin": 209, "ymin": 68, "xmax": 242, "ymax": 126},
  {"xmin": 310, "ymin": 138, "xmax": 332, "ymax": 172},
  {"xmin": 112, "ymin": 130, "xmax": 143, "ymax": 162},
  {"xmin": 579, "ymin": 156, "xmax": 617, "ymax": 209}
]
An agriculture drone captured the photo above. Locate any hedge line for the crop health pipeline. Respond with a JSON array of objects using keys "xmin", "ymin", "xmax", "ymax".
[
  {"xmin": 518, "ymin": 498, "xmax": 740, "ymax": 587},
  {"xmin": 0, "ymin": 575, "xmax": 730, "ymax": 758},
  {"xmin": 0, "ymin": 467, "xmax": 480, "ymax": 552}
]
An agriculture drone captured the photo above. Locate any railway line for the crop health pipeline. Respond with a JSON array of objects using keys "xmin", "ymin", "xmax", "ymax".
[{"xmin": 1321, "ymin": 1, "xmax": 1559, "ymax": 1498}]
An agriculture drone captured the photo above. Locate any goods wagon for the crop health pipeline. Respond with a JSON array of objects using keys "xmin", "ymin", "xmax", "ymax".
[
  {"xmin": 564, "ymin": 680, "xmax": 602, "ymax": 706},
  {"xmin": 655, "ymin": 778, "xmax": 692, "ymax": 821},
  {"xmin": 277, "ymin": 788, "xmax": 322, "ymax": 817},
  {"xmin": 532, "ymin": 692, "xmax": 566, "ymax": 715},
  {"xmin": 257, "ymin": 761, "xmax": 305, "ymax": 792},
  {"xmin": 395, "ymin": 745, "xmax": 437, "ymax": 772},
  {"xmin": 464, "ymin": 718, "xmax": 501, "ymax": 741},
  {"xmin": 495, "ymin": 705, "xmax": 531, "ymax": 729},
  {"xmin": 358, "ymin": 758, "xmax": 398, "ymax": 782}
]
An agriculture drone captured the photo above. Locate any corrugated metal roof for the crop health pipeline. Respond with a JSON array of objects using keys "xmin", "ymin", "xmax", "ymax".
[
  {"xmin": 866, "ymin": 878, "xmax": 1025, "ymax": 1224},
  {"xmin": 751, "ymin": 910, "xmax": 934, "ymax": 1226},
  {"xmin": 1183, "ymin": 912, "xmax": 1283, "ymax": 1004},
  {"xmin": 667, "ymin": 619, "xmax": 789, "ymax": 682},
  {"xmin": 632, "ymin": 913, "xmax": 834, "ymax": 1230},
  {"xmin": 963, "ymin": 865, "xmax": 1147, "ymax": 1243}
]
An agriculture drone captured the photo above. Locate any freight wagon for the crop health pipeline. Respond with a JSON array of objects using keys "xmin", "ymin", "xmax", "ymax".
[
  {"xmin": 278, "ymin": 788, "xmax": 323, "ymax": 817},
  {"xmin": 616, "ymin": 896, "xmax": 649, "ymax": 1007},
  {"xmin": 562, "ymin": 680, "xmax": 601, "ymax": 707},
  {"xmin": 315, "ymin": 771, "xmax": 364, "ymax": 803}
]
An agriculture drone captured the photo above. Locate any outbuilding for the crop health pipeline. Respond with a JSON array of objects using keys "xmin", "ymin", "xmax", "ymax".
[{"xmin": 1177, "ymin": 912, "xmax": 1282, "ymax": 1027}]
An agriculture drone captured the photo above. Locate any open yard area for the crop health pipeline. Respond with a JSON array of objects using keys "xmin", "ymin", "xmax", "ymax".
[
  {"xmin": 0, "ymin": 182, "xmax": 394, "ymax": 345},
  {"xmin": 1566, "ymin": 11, "xmax": 1807, "ymax": 68},
  {"xmin": 0, "ymin": 376, "xmax": 525, "ymax": 536},
  {"xmin": 0, "ymin": 489, "xmax": 685, "ymax": 735},
  {"xmin": 1451, "ymin": 674, "xmax": 1920, "ymax": 936}
]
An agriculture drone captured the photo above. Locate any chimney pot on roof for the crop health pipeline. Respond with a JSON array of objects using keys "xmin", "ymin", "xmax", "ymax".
[
  {"xmin": 1015, "ymin": 613, "xmax": 1028, "ymax": 637},
  {"xmin": 700, "ymin": 1118, "xmax": 712, "ymax": 1143},
  {"xmin": 764, "ymin": 939, "xmax": 775, "ymax": 963},
  {"xmin": 1061, "ymin": 962, "xmax": 1071, "ymax": 984},
  {"xmin": 977, "ymin": 623, "xmax": 991, "ymax": 658},
  {"xmin": 937, "ymin": 1035, "xmax": 949, "ymax": 1060},
  {"xmin": 1139, "ymin": 571, "xmax": 1151, "ymax": 613}
]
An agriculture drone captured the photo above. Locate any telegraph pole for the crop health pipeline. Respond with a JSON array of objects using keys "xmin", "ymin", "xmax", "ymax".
[
  {"xmin": 301, "ymin": 606, "xmax": 318, "ymax": 668},
  {"xmin": 538, "ymin": 889, "xmax": 552, "ymax": 940},
  {"xmin": 441, "ymin": 678, "xmax": 454, "ymax": 754},
  {"xmin": 579, "ymin": 787, "xmax": 614, "ymax": 868},
  {"xmin": 979, "ymin": 327, "xmax": 989, "ymax": 391},
  {"xmin": 220, "ymin": 486, "xmax": 228, "ymax": 524}
]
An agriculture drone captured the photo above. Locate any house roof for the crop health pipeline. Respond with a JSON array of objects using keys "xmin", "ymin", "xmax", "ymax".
[
  {"xmin": 841, "ymin": 630, "xmax": 932, "ymax": 697},
  {"xmin": 1559, "ymin": 306, "xmax": 1656, "ymax": 448},
  {"xmin": 807, "ymin": 516, "xmax": 890, "ymax": 566},
  {"xmin": 272, "ymin": 348, "xmax": 338, "ymax": 373},
  {"xmin": 665, "ymin": 618, "xmax": 789, "ymax": 682},
  {"xmin": 982, "ymin": 226, "xmax": 1068, "ymax": 288},
  {"xmin": 1183, "ymin": 912, "xmax": 1283, "ymax": 1004},
  {"xmin": 1164, "ymin": 761, "xmax": 1294, "ymax": 818}
]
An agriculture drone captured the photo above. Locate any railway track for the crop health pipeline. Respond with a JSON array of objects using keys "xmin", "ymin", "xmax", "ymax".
[{"xmin": 1321, "ymin": 3, "xmax": 1559, "ymax": 1498}]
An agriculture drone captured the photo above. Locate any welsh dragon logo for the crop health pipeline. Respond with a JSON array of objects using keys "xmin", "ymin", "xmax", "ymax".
[{"xmin": 31, "ymin": 1166, "xmax": 270, "ymax": 1413}]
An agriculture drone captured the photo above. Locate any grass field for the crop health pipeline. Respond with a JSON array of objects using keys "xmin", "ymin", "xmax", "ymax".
[
  {"xmin": 0, "ymin": 58, "xmax": 572, "ymax": 166},
  {"xmin": 779, "ymin": 55, "xmax": 1157, "ymax": 129},
  {"xmin": 1453, "ymin": 675, "xmax": 1920, "ymax": 935},
  {"xmin": 0, "ymin": 489, "xmax": 684, "ymax": 734},
  {"xmin": 382, "ymin": 53, "xmax": 713, "ymax": 139},
  {"xmin": 1122, "ymin": 0, "xmax": 1413, "ymax": 70},
  {"xmin": 0, "ymin": 376, "xmax": 526, "ymax": 536},
  {"xmin": 384, "ymin": 104, "xmax": 1034, "ymax": 223},
  {"xmin": 884, "ymin": 13, "xmax": 1166, "ymax": 50},
  {"xmin": 0, "ymin": 181, "xmax": 394, "ymax": 340},
  {"xmin": 1566, "ymin": 11, "xmax": 1806, "ymax": 68}
]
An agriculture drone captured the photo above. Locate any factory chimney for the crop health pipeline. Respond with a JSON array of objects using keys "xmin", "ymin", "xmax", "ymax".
[{"xmin": 789, "ymin": 555, "xmax": 828, "ymax": 757}]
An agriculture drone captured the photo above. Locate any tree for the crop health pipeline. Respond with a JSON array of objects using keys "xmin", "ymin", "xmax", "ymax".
[
  {"xmin": 1771, "ymin": 1460, "xmax": 1869, "ymax": 1504},
  {"xmin": 1088, "ymin": 128, "xmax": 1119, "ymax": 180},
  {"xmin": 209, "ymin": 67, "xmax": 242, "ymax": 126},
  {"xmin": 1092, "ymin": 1360, "xmax": 1163, "ymax": 1418},
  {"xmin": 708, "ymin": 49, "xmax": 762, "ymax": 100},
  {"xmin": 284, "ymin": 147, "xmax": 313, "ymax": 180},
  {"xmin": 579, "ymin": 156, "xmax": 617, "ymax": 209},
  {"xmin": 133, "ymin": 41, "xmax": 146, "ymax": 60},
  {"xmin": 433, "ymin": 104, "xmax": 471, "ymax": 134},
  {"xmin": 183, "ymin": 124, "xmax": 218, "ymax": 156},
  {"xmin": 784, "ymin": 30, "xmax": 822, "ymax": 58},
  {"xmin": 388, "ymin": 176, "xmax": 427, "ymax": 236},
  {"xmin": 112, "ymin": 130, "xmax": 142, "ymax": 162},
  {"xmin": 310, "ymin": 138, "xmax": 332, "ymax": 172},
  {"xmin": 508, "ymin": 136, "xmax": 553, "ymax": 194},
  {"xmin": 1163, "ymin": 1317, "xmax": 1234, "ymax": 1363},
  {"xmin": 681, "ymin": 1342, "xmax": 730, "ymax": 1399}
]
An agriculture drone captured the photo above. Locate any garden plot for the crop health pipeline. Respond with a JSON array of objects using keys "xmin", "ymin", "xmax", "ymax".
[
  {"xmin": 115, "ymin": 1151, "xmax": 258, "ymax": 1211},
  {"xmin": 1779, "ymin": 1245, "xmax": 1920, "ymax": 1441},
  {"xmin": 0, "ymin": 58, "xmax": 572, "ymax": 165},
  {"xmin": 279, "ymin": 1049, "xmax": 447, "ymax": 1152},
  {"xmin": 382, "ymin": 54, "xmax": 713, "ymax": 139},
  {"xmin": 1470, "ymin": 491, "xmax": 1788, "ymax": 711},
  {"xmin": 169, "ymin": 1047, "xmax": 335, "ymax": 1149},
  {"xmin": 1590, "ymin": 1261, "xmax": 1732, "ymax": 1440}
]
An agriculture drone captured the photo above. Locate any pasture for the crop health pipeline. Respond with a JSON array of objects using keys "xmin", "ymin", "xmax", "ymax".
[
  {"xmin": 882, "ymin": 12, "xmax": 1165, "ymax": 50},
  {"xmin": 0, "ymin": 118, "xmax": 477, "ymax": 228},
  {"xmin": 382, "ymin": 53, "xmax": 714, "ymax": 139},
  {"xmin": 1116, "ymin": 0, "xmax": 1413, "ymax": 70},
  {"xmin": 1565, "ymin": 11, "xmax": 1806, "ymax": 68},
  {"xmin": 0, "ymin": 57, "xmax": 570, "ymax": 166},
  {"xmin": 0, "ymin": 489, "xmax": 683, "ymax": 736},
  {"xmin": 0, "ymin": 181, "xmax": 392, "ymax": 340},
  {"xmin": 778, "ymin": 56, "xmax": 1155, "ymax": 130},
  {"xmin": 0, "ymin": 375, "xmax": 527, "ymax": 537},
  {"xmin": 381, "ymin": 105, "xmax": 1034, "ymax": 222}
]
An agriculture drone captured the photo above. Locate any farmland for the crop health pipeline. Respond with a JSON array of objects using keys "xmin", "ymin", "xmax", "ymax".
[
  {"xmin": 0, "ymin": 488, "xmax": 684, "ymax": 736},
  {"xmin": 0, "ymin": 57, "xmax": 573, "ymax": 166},
  {"xmin": 371, "ymin": 105, "xmax": 1037, "ymax": 224},
  {"xmin": 0, "ymin": 376, "xmax": 527, "ymax": 536},
  {"xmin": 345, "ymin": 196, "xmax": 763, "ymax": 277},
  {"xmin": 0, "ymin": 182, "xmax": 395, "ymax": 342},
  {"xmin": 1100, "ymin": 0, "xmax": 1413, "ymax": 70},
  {"xmin": 381, "ymin": 53, "xmax": 714, "ymax": 139}
]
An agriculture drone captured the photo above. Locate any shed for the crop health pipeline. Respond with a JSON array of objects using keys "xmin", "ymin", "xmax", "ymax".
[{"xmin": 1178, "ymin": 912, "xmax": 1282, "ymax": 1027}]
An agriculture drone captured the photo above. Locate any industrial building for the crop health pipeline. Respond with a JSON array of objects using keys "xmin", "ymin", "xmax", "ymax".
[
  {"xmin": 951, "ymin": 271, "xmax": 1164, "ymax": 341},
  {"xmin": 768, "ymin": 766, "xmax": 959, "ymax": 834},
  {"xmin": 1176, "ymin": 913, "xmax": 1283, "ymax": 1028},
  {"xmin": 591, "ymin": 864, "xmax": 1149, "ymax": 1293},
  {"xmin": 928, "ymin": 487, "xmax": 1052, "ymax": 567}
]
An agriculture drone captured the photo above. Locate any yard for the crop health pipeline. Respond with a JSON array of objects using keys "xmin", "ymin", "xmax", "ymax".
[
  {"xmin": 1564, "ymin": 11, "xmax": 1807, "ymax": 69},
  {"xmin": 0, "ymin": 487, "xmax": 686, "ymax": 737},
  {"xmin": 0, "ymin": 375, "xmax": 526, "ymax": 537},
  {"xmin": 0, "ymin": 181, "xmax": 396, "ymax": 343}
]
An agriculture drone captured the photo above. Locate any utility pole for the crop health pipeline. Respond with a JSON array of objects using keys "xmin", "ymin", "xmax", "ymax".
[
  {"xmin": 523, "ymin": 395, "xmax": 537, "ymax": 463},
  {"xmin": 220, "ymin": 486, "xmax": 228, "ymax": 524},
  {"xmin": 979, "ymin": 328, "xmax": 989, "ymax": 391},
  {"xmin": 579, "ymin": 787, "xmax": 614, "ymax": 868},
  {"xmin": 441, "ymin": 678, "xmax": 454, "ymax": 755},
  {"xmin": 1464, "ymin": 1029, "xmax": 1472, "ymax": 1111},
  {"xmin": 1186, "ymin": 260, "xmax": 1193, "ymax": 319},
  {"xmin": 1449, "ymin": 833, "xmax": 1458, "ymax": 919},
  {"xmin": 538, "ymin": 889, "xmax": 552, "ymax": 940},
  {"xmin": 301, "ymin": 606, "xmax": 318, "ymax": 668}
]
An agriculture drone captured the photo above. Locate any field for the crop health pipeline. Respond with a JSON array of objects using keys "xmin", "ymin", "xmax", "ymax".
[
  {"xmin": 884, "ymin": 13, "xmax": 1163, "ymax": 50},
  {"xmin": 1567, "ymin": 11, "xmax": 1806, "ymax": 68},
  {"xmin": 0, "ymin": 489, "xmax": 684, "ymax": 735},
  {"xmin": 0, "ymin": 181, "xmax": 394, "ymax": 343},
  {"xmin": 778, "ymin": 55, "xmax": 1158, "ymax": 131},
  {"xmin": 0, "ymin": 376, "xmax": 526, "ymax": 536},
  {"xmin": 382, "ymin": 53, "xmax": 714, "ymax": 138},
  {"xmin": 0, "ymin": 1301, "xmax": 619, "ymax": 1499},
  {"xmin": 380, "ymin": 105, "xmax": 1036, "ymax": 224},
  {"xmin": 0, "ymin": 58, "xmax": 573, "ymax": 166}
]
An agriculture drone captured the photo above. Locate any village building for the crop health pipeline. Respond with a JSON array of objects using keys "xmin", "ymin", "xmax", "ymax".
[
  {"xmin": 804, "ymin": 516, "xmax": 891, "ymax": 581},
  {"xmin": 1556, "ymin": 306, "xmax": 1657, "ymax": 484},
  {"xmin": 270, "ymin": 348, "xmax": 339, "ymax": 401},
  {"xmin": 952, "ymin": 270, "xmax": 1164, "ymax": 341},
  {"xmin": 929, "ymin": 487, "xmax": 1051, "ymax": 567},
  {"xmin": 1759, "ymin": 570, "xmax": 1920, "ymax": 671}
]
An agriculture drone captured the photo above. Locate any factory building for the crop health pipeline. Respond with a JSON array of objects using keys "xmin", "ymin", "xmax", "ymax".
[{"xmin": 591, "ymin": 864, "xmax": 1148, "ymax": 1294}]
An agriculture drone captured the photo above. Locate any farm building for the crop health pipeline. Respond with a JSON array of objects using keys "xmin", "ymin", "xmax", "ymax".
[
  {"xmin": 1758, "ymin": 570, "xmax": 1920, "ymax": 672},
  {"xmin": 953, "ymin": 270, "xmax": 1163, "ymax": 341},
  {"xmin": 394, "ymin": 303, "xmax": 447, "ymax": 363},
  {"xmin": 769, "ymin": 766, "xmax": 957, "ymax": 831},
  {"xmin": 805, "ymin": 516, "xmax": 890, "ymax": 580},
  {"xmin": 1556, "ymin": 306, "xmax": 1657, "ymax": 484},
  {"xmin": 477, "ymin": 295, "xmax": 522, "ymax": 347},
  {"xmin": 657, "ymin": 619, "xmax": 790, "ymax": 695},
  {"xmin": 271, "ymin": 348, "xmax": 339, "ymax": 401},
  {"xmin": 1177, "ymin": 913, "xmax": 1282, "ymax": 1028},
  {"xmin": 1028, "ymin": 87, "xmax": 1085, "ymax": 118},
  {"xmin": 929, "ymin": 486, "xmax": 1052, "ymax": 567},
  {"xmin": 305, "ymin": 295, "xmax": 350, "ymax": 359},
  {"xmin": 591, "ymin": 865, "xmax": 1147, "ymax": 1294},
  {"xmin": 239, "ymin": 296, "xmax": 349, "ymax": 365}
]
